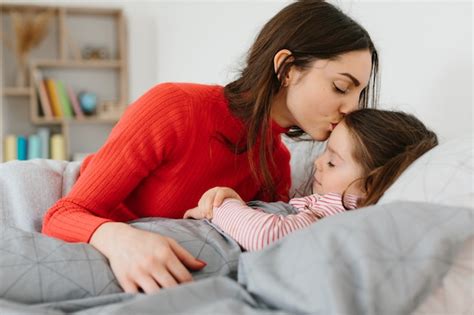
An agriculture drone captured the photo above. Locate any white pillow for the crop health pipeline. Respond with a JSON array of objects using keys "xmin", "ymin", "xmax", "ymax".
[
  {"xmin": 378, "ymin": 136, "xmax": 473, "ymax": 208},
  {"xmin": 282, "ymin": 136, "xmax": 325, "ymax": 197}
]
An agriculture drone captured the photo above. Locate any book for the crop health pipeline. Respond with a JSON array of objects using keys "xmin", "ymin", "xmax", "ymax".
[
  {"xmin": 67, "ymin": 85, "xmax": 85, "ymax": 119},
  {"xmin": 17, "ymin": 136, "xmax": 27, "ymax": 160},
  {"xmin": 56, "ymin": 80, "xmax": 74, "ymax": 118},
  {"xmin": 37, "ymin": 127, "xmax": 50, "ymax": 159},
  {"xmin": 31, "ymin": 69, "xmax": 53, "ymax": 119},
  {"xmin": 51, "ymin": 134, "xmax": 66, "ymax": 160},
  {"xmin": 4, "ymin": 134, "xmax": 17, "ymax": 161},
  {"xmin": 45, "ymin": 79, "xmax": 63, "ymax": 118},
  {"xmin": 27, "ymin": 134, "xmax": 42, "ymax": 159}
]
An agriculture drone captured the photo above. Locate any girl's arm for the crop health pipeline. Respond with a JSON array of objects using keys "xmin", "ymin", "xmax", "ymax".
[{"xmin": 211, "ymin": 198, "xmax": 322, "ymax": 251}]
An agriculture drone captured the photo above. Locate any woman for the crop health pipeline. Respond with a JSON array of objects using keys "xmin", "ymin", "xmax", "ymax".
[{"xmin": 42, "ymin": 0, "xmax": 379, "ymax": 294}]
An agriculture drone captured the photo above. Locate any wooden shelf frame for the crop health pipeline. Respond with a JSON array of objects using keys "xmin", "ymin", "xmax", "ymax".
[{"xmin": 1, "ymin": 3, "xmax": 128, "ymax": 162}]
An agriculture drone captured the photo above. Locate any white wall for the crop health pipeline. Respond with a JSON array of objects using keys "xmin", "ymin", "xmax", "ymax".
[
  {"xmin": 6, "ymin": 0, "xmax": 473, "ymax": 142},
  {"xmin": 144, "ymin": 0, "xmax": 473, "ymax": 142}
]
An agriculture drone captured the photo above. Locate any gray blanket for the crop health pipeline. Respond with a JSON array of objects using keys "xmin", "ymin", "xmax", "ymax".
[
  {"xmin": 1, "ymin": 160, "xmax": 473, "ymax": 314},
  {"xmin": 1, "ymin": 202, "xmax": 472, "ymax": 314}
]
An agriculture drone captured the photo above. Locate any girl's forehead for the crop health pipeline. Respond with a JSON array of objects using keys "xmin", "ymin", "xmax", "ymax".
[{"xmin": 328, "ymin": 123, "xmax": 356, "ymax": 157}]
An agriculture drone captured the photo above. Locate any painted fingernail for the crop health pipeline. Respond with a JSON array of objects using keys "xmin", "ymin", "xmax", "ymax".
[{"xmin": 196, "ymin": 259, "xmax": 207, "ymax": 266}]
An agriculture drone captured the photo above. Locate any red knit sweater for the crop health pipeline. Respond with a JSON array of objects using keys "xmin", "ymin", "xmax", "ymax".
[{"xmin": 42, "ymin": 83, "xmax": 291, "ymax": 243}]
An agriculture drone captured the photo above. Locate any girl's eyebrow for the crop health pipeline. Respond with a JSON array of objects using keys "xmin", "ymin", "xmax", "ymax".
[{"xmin": 327, "ymin": 145, "xmax": 344, "ymax": 161}]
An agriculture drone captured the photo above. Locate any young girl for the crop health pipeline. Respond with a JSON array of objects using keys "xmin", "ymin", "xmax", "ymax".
[
  {"xmin": 184, "ymin": 109, "xmax": 438, "ymax": 251},
  {"xmin": 42, "ymin": 1, "xmax": 379, "ymax": 293}
]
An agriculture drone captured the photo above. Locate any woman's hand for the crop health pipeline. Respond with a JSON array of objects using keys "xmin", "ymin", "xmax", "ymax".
[
  {"xmin": 90, "ymin": 222, "xmax": 206, "ymax": 294},
  {"xmin": 183, "ymin": 186, "xmax": 244, "ymax": 219}
]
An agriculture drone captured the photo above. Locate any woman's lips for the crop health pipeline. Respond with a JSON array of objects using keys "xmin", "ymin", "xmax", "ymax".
[{"xmin": 330, "ymin": 123, "xmax": 338, "ymax": 131}]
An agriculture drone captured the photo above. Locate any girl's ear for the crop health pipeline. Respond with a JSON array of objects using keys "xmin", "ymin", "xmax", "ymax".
[{"xmin": 273, "ymin": 49, "xmax": 293, "ymax": 85}]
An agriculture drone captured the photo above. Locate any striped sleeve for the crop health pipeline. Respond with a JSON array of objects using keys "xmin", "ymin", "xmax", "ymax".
[
  {"xmin": 212, "ymin": 193, "xmax": 352, "ymax": 251},
  {"xmin": 212, "ymin": 199, "xmax": 320, "ymax": 251}
]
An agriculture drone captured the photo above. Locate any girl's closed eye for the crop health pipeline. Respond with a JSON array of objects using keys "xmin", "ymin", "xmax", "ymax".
[{"xmin": 327, "ymin": 161, "xmax": 335, "ymax": 167}]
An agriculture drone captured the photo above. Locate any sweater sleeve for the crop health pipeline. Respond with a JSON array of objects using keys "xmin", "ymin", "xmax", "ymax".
[
  {"xmin": 212, "ymin": 198, "xmax": 321, "ymax": 251},
  {"xmin": 42, "ymin": 83, "xmax": 190, "ymax": 243}
]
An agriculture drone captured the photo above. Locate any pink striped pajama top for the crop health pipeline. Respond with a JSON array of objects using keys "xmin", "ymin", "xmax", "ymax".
[{"xmin": 212, "ymin": 193, "xmax": 358, "ymax": 251}]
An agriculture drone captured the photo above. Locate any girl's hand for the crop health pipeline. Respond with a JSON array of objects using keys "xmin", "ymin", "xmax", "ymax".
[
  {"xmin": 183, "ymin": 187, "xmax": 244, "ymax": 219},
  {"xmin": 90, "ymin": 222, "xmax": 206, "ymax": 294}
]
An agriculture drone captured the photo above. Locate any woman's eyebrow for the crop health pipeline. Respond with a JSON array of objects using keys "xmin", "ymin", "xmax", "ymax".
[
  {"xmin": 327, "ymin": 145, "xmax": 345, "ymax": 161},
  {"xmin": 338, "ymin": 72, "xmax": 360, "ymax": 87}
]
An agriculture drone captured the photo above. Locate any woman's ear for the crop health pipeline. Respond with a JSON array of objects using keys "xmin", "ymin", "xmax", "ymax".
[{"xmin": 273, "ymin": 49, "xmax": 293, "ymax": 85}]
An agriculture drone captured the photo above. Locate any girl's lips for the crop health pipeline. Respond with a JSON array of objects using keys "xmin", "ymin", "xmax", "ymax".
[{"xmin": 330, "ymin": 123, "xmax": 338, "ymax": 131}]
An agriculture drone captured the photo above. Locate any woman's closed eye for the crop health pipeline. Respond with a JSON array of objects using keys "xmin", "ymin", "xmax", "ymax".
[
  {"xmin": 327, "ymin": 161, "xmax": 335, "ymax": 168},
  {"xmin": 333, "ymin": 83, "xmax": 348, "ymax": 94}
]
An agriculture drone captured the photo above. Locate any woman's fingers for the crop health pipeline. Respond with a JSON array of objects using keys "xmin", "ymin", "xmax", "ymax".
[
  {"xmin": 169, "ymin": 238, "xmax": 207, "ymax": 271},
  {"xmin": 117, "ymin": 276, "xmax": 140, "ymax": 294},
  {"xmin": 151, "ymin": 267, "xmax": 179, "ymax": 289},
  {"xmin": 166, "ymin": 256, "xmax": 194, "ymax": 283},
  {"xmin": 135, "ymin": 272, "xmax": 161, "ymax": 294}
]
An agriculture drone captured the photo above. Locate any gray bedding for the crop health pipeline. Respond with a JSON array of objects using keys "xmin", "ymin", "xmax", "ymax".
[
  {"xmin": 1, "ymin": 160, "xmax": 473, "ymax": 314},
  {"xmin": 0, "ymin": 202, "xmax": 472, "ymax": 314}
]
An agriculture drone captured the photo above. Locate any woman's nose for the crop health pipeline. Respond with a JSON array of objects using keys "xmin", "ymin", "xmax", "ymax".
[{"xmin": 340, "ymin": 95, "xmax": 360, "ymax": 115}]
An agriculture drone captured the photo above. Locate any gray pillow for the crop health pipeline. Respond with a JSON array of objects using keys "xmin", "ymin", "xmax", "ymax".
[{"xmin": 238, "ymin": 201, "xmax": 474, "ymax": 314}]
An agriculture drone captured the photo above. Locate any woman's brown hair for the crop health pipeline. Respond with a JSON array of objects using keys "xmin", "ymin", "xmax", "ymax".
[
  {"xmin": 343, "ymin": 109, "xmax": 438, "ymax": 207},
  {"xmin": 223, "ymin": 0, "xmax": 379, "ymax": 201}
]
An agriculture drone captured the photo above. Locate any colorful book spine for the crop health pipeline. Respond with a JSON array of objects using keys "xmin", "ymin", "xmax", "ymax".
[
  {"xmin": 17, "ymin": 136, "xmax": 27, "ymax": 160},
  {"xmin": 67, "ymin": 85, "xmax": 85, "ymax": 119},
  {"xmin": 51, "ymin": 134, "xmax": 66, "ymax": 160},
  {"xmin": 4, "ymin": 135, "xmax": 17, "ymax": 161},
  {"xmin": 37, "ymin": 127, "xmax": 50, "ymax": 159},
  {"xmin": 27, "ymin": 134, "xmax": 42, "ymax": 159},
  {"xmin": 31, "ymin": 69, "xmax": 53, "ymax": 119},
  {"xmin": 56, "ymin": 80, "xmax": 74, "ymax": 118},
  {"xmin": 45, "ymin": 79, "xmax": 63, "ymax": 118}
]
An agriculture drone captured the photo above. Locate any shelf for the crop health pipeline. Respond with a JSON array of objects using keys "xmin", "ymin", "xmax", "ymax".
[
  {"xmin": 65, "ymin": 117, "xmax": 119, "ymax": 124},
  {"xmin": 32, "ymin": 117, "xmax": 119, "ymax": 125},
  {"xmin": 32, "ymin": 59, "xmax": 123, "ymax": 68},
  {"xmin": 2, "ymin": 87, "xmax": 32, "ymax": 97},
  {"xmin": 1, "ymin": 3, "xmax": 127, "ymax": 162}
]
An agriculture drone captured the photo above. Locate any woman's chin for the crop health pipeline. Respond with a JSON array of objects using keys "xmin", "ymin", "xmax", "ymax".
[{"xmin": 305, "ymin": 128, "xmax": 331, "ymax": 142}]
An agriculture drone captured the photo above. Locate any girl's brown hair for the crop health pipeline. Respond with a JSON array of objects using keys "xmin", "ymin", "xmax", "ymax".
[
  {"xmin": 343, "ymin": 108, "xmax": 438, "ymax": 207},
  {"xmin": 223, "ymin": 0, "xmax": 379, "ymax": 201}
]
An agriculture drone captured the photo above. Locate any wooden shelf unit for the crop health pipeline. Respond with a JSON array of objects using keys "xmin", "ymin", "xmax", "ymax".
[{"xmin": 0, "ymin": 3, "xmax": 129, "ymax": 162}]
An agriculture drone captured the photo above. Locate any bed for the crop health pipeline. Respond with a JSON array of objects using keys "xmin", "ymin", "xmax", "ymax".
[{"xmin": 0, "ymin": 136, "xmax": 472, "ymax": 314}]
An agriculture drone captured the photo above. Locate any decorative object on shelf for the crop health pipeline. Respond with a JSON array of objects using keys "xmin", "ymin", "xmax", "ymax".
[
  {"xmin": 50, "ymin": 134, "xmax": 66, "ymax": 160},
  {"xmin": 78, "ymin": 91, "xmax": 98, "ymax": 115},
  {"xmin": 4, "ymin": 9, "xmax": 54, "ymax": 87},
  {"xmin": 97, "ymin": 100, "xmax": 126, "ymax": 120},
  {"xmin": 82, "ymin": 46, "xmax": 109, "ymax": 60},
  {"xmin": 4, "ymin": 135, "xmax": 17, "ymax": 162}
]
